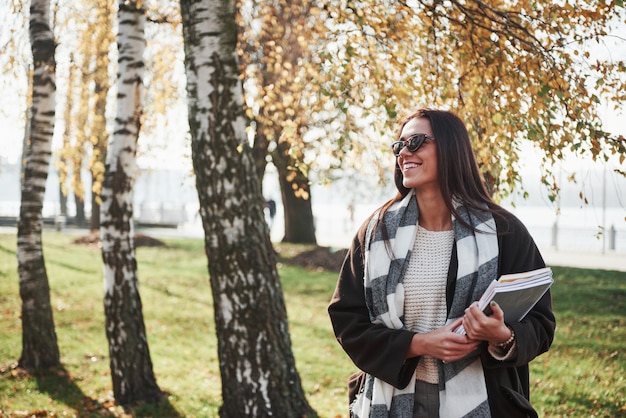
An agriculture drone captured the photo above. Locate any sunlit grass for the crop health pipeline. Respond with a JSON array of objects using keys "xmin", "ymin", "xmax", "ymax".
[
  {"xmin": 532, "ymin": 267, "xmax": 626, "ymax": 417},
  {"xmin": 0, "ymin": 233, "xmax": 624, "ymax": 417}
]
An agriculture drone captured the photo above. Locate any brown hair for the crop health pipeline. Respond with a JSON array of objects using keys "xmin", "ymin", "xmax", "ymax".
[{"xmin": 375, "ymin": 108, "xmax": 506, "ymax": 233}]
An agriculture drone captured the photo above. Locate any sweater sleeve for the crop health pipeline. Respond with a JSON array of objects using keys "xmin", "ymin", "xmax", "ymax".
[
  {"xmin": 328, "ymin": 224, "xmax": 418, "ymax": 389},
  {"xmin": 482, "ymin": 212, "xmax": 556, "ymax": 369}
]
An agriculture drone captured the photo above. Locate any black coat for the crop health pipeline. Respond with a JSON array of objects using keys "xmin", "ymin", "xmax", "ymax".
[{"xmin": 328, "ymin": 209, "xmax": 556, "ymax": 418}]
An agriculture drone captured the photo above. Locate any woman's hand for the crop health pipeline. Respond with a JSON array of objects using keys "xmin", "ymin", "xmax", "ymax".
[
  {"xmin": 406, "ymin": 318, "xmax": 480, "ymax": 362},
  {"xmin": 462, "ymin": 301, "xmax": 512, "ymax": 345}
]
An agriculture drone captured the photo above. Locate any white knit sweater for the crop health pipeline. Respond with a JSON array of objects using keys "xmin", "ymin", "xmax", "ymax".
[{"xmin": 403, "ymin": 225, "xmax": 454, "ymax": 384}]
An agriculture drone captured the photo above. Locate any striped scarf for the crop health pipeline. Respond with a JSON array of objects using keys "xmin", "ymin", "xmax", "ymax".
[{"xmin": 351, "ymin": 190, "xmax": 499, "ymax": 418}]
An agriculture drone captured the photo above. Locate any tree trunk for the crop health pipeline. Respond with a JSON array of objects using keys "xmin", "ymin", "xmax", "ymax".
[
  {"xmin": 59, "ymin": 186, "xmax": 67, "ymax": 217},
  {"xmin": 251, "ymin": 123, "xmax": 270, "ymax": 192},
  {"xmin": 17, "ymin": 0, "xmax": 60, "ymax": 370},
  {"xmin": 238, "ymin": 0, "xmax": 317, "ymax": 245},
  {"xmin": 59, "ymin": 52, "xmax": 74, "ymax": 220},
  {"xmin": 99, "ymin": 0, "xmax": 161, "ymax": 406},
  {"xmin": 272, "ymin": 141, "xmax": 317, "ymax": 244},
  {"xmin": 74, "ymin": 195, "xmax": 86, "ymax": 227},
  {"xmin": 90, "ymin": 193, "xmax": 100, "ymax": 231},
  {"xmin": 89, "ymin": 1, "xmax": 112, "ymax": 232},
  {"xmin": 180, "ymin": 1, "xmax": 315, "ymax": 416}
]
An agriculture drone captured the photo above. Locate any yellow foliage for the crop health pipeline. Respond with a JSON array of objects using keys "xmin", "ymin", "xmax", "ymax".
[{"xmin": 310, "ymin": 0, "xmax": 625, "ymax": 198}]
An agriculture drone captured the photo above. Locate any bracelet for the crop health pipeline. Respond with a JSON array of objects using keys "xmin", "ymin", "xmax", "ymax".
[{"xmin": 494, "ymin": 326, "xmax": 515, "ymax": 349}]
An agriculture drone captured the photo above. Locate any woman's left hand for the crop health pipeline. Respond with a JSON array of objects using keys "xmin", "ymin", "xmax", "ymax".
[{"xmin": 462, "ymin": 301, "xmax": 512, "ymax": 345}]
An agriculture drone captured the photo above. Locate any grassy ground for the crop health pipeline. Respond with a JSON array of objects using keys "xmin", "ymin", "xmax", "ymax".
[{"xmin": 0, "ymin": 232, "xmax": 624, "ymax": 417}]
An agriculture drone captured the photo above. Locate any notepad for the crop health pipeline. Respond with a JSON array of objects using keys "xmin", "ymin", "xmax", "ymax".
[{"xmin": 454, "ymin": 267, "xmax": 554, "ymax": 335}]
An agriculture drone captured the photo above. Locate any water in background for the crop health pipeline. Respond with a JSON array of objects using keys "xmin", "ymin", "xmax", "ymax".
[
  {"xmin": 304, "ymin": 201, "xmax": 625, "ymax": 253},
  {"xmin": 1, "ymin": 162, "xmax": 624, "ymax": 254}
]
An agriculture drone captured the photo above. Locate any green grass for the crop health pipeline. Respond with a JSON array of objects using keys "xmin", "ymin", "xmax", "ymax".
[{"xmin": 0, "ymin": 232, "xmax": 624, "ymax": 417}]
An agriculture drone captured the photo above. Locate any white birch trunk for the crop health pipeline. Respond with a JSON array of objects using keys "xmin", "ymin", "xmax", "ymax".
[
  {"xmin": 180, "ymin": 0, "xmax": 314, "ymax": 416},
  {"xmin": 99, "ymin": 0, "xmax": 161, "ymax": 406},
  {"xmin": 17, "ymin": 0, "xmax": 60, "ymax": 370}
]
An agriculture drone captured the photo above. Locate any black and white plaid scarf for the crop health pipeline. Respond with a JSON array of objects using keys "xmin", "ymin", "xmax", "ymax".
[{"xmin": 352, "ymin": 190, "xmax": 499, "ymax": 418}]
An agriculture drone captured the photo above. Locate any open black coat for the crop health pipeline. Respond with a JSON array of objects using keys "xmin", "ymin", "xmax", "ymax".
[{"xmin": 328, "ymin": 210, "xmax": 556, "ymax": 418}]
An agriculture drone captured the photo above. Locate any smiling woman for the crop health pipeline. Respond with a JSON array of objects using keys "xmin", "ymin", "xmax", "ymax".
[{"xmin": 328, "ymin": 108, "xmax": 556, "ymax": 418}]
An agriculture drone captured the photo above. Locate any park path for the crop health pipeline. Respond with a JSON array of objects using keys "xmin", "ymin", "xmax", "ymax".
[{"xmin": 0, "ymin": 226, "xmax": 623, "ymax": 272}]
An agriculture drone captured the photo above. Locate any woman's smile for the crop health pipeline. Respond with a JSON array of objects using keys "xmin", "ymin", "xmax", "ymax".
[{"xmin": 398, "ymin": 117, "xmax": 438, "ymax": 190}]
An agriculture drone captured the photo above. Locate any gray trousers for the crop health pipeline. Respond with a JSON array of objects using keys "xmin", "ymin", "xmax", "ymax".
[{"xmin": 413, "ymin": 380, "xmax": 439, "ymax": 418}]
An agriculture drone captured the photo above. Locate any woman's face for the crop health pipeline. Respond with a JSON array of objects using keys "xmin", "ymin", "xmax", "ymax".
[{"xmin": 397, "ymin": 117, "xmax": 439, "ymax": 191}]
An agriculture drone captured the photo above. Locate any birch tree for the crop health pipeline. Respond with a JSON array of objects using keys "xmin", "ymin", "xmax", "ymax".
[
  {"xmin": 16, "ymin": 0, "xmax": 60, "ymax": 371},
  {"xmin": 99, "ymin": 0, "xmax": 161, "ymax": 406},
  {"xmin": 180, "ymin": 0, "xmax": 314, "ymax": 415}
]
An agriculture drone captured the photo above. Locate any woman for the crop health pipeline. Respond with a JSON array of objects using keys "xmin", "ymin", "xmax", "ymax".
[{"xmin": 328, "ymin": 109, "xmax": 555, "ymax": 418}]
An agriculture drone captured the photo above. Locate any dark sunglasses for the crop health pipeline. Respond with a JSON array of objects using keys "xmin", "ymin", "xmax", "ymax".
[{"xmin": 391, "ymin": 133, "xmax": 435, "ymax": 156}]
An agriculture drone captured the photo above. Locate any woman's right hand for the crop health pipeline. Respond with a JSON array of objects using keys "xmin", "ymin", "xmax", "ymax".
[{"xmin": 406, "ymin": 318, "xmax": 480, "ymax": 361}]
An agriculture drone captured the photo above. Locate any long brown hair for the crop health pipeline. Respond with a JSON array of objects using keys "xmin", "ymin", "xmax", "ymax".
[{"xmin": 376, "ymin": 108, "xmax": 506, "ymax": 232}]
